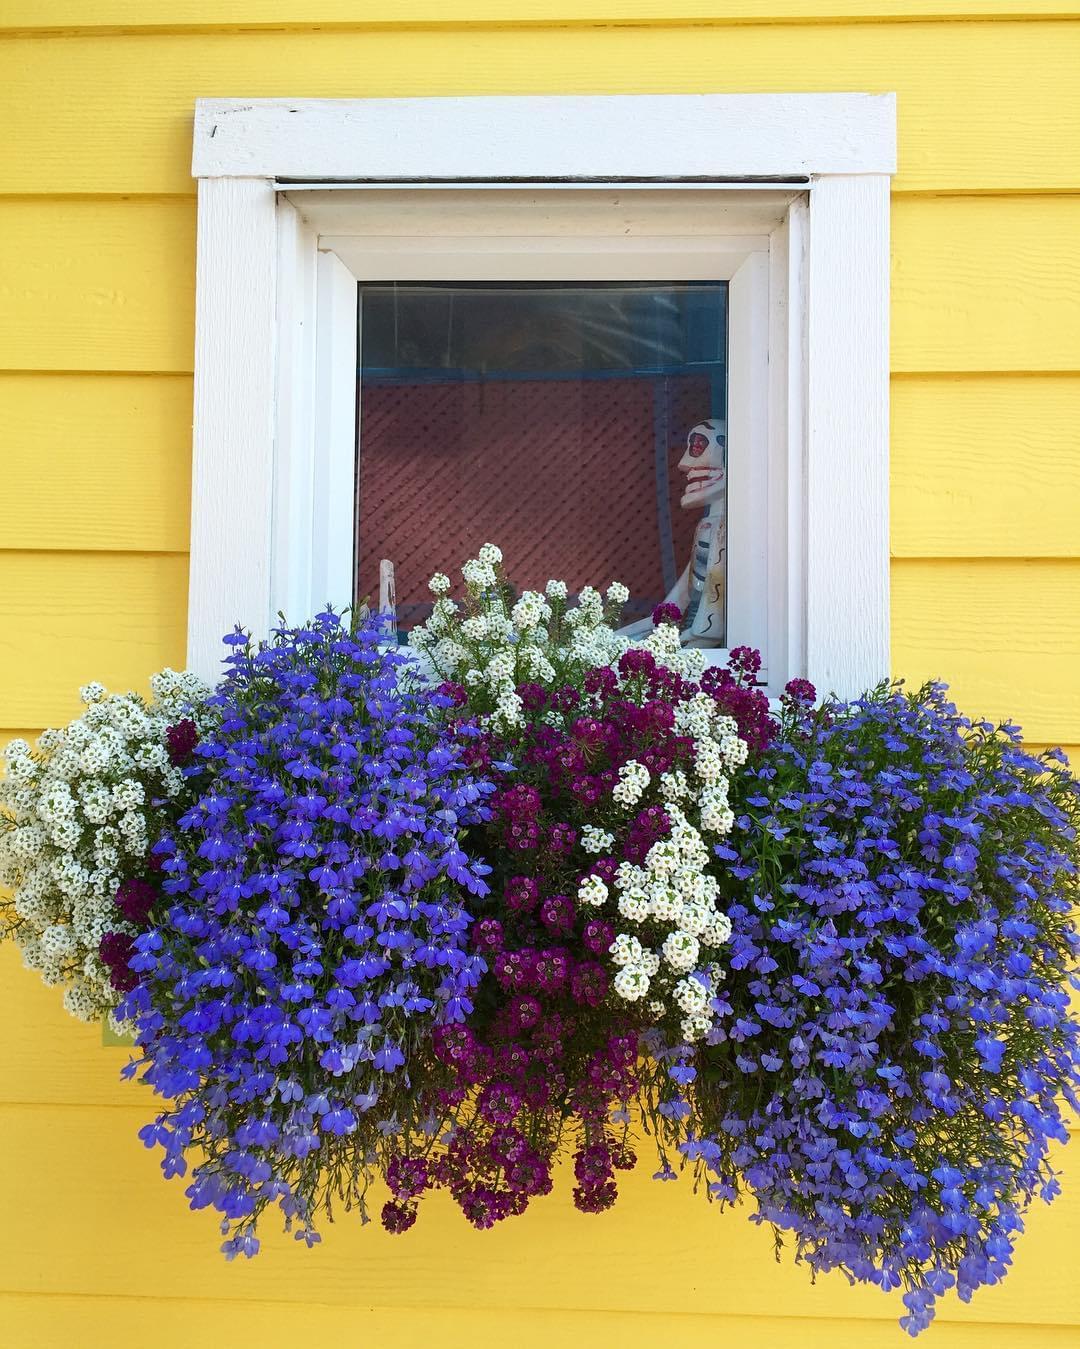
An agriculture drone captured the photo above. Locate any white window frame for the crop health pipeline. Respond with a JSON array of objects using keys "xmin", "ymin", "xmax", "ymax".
[
  {"xmin": 297, "ymin": 191, "xmax": 780, "ymax": 675},
  {"xmin": 189, "ymin": 94, "xmax": 895, "ymax": 698}
]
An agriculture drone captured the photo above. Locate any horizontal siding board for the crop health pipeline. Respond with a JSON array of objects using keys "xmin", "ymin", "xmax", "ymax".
[
  {"xmin": 0, "ymin": 1101, "xmax": 1076, "ymax": 1323},
  {"xmin": 5, "ymin": 195, "xmax": 1078, "ymax": 376},
  {"xmin": 891, "ymin": 375, "xmax": 1080, "ymax": 557},
  {"xmin": 1, "ymin": 1297, "xmax": 1079, "ymax": 1349},
  {"xmin": 0, "ymin": 199, "xmax": 195, "ymax": 373},
  {"xmin": 5, "ymin": 3, "xmax": 1080, "ymax": 30},
  {"xmin": 0, "ymin": 946, "xmax": 132, "ymax": 1108},
  {"xmin": 0, "ymin": 552, "xmax": 189, "ymax": 728},
  {"xmin": 1, "ymin": 24, "xmax": 1079, "ymax": 195},
  {"xmin": 891, "ymin": 558, "xmax": 1080, "ymax": 743},
  {"xmin": 0, "ymin": 374, "xmax": 192, "ymax": 551},
  {"xmin": 891, "ymin": 197, "xmax": 1080, "ymax": 374},
  {"xmin": 0, "ymin": 945, "xmax": 142, "ymax": 1108}
]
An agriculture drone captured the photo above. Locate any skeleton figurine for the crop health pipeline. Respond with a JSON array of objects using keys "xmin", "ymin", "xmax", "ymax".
[{"xmin": 666, "ymin": 419, "xmax": 727, "ymax": 647}]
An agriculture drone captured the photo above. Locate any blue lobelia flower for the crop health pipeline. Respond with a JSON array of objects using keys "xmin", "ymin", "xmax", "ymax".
[
  {"xmin": 120, "ymin": 609, "xmax": 494, "ymax": 1255},
  {"xmin": 678, "ymin": 680, "xmax": 1080, "ymax": 1335}
]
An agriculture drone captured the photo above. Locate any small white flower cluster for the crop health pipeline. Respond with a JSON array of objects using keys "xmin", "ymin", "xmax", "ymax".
[
  {"xmin": 603, "ymin": 803, "xmax": 737, "ymax": 1043},
  {"xmin": 577, "ymin": 874, "xmax": 609, "ymax": 909},
  {"xmin": 673, "ymin": 691, "xmax": 747, "ymax": 833},
  {"xmin": 613, "ymin": 759, "xmax": 650, "ymax": 807},
  {"xmin": 580, "ymin": 824, "xmax": 615, "ymax": 854},
  {"xmin": 411, "ymin": 547, "xmax": 625, "ymax": 731},
  {"xmin": 602, "ymin": 686, "xmax": 745, "ymax": 1041},
  {"xmin": 634, "ymin": 615, "xmax": 709, "ymax": 683},
  {"xmin": 0, "ymin": 670, "xmax": 209, "ymax": 1026},
  {"xmin": 411, "ymin": 550, "xmax": 709, "ymax": 730}
]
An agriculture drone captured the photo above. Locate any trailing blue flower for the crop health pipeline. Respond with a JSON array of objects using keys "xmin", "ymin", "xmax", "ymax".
[
  {"xmin": 679, "ymin": 681, "xmax": 1080, "ymax": 1335},
  {"xmin": 120, "ymin": 610, "xmax": 494, "ymax": 1253}
]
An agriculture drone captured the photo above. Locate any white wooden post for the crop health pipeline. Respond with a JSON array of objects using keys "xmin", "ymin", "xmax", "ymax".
[
  {"xmin": 804, "ymin": 174, "xmax": 892, "ymax": 699},
  {"xmin": 188, "ymin": 176, "xmax": 278, "ymax": 680}
]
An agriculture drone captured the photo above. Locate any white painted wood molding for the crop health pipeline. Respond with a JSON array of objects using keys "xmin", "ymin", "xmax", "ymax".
[
  {"xmin": 187, "ymin": 94, "xmax": 896, "ymax": 695},
  {"xmin": 193, "ymin": 94, "xmax": 897, "ymax": 182},
  {"xmin": 805, "ymin": 175, "xmax": 892, "ymax": 699},
  {"xmin": 188, "ymin": 176, "xmax": 278, "ymax": 681}
]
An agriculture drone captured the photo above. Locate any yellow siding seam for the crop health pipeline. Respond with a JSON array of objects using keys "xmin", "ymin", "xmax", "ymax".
[
  {"xmin": 1, "ymin": 1284, "xmax": 1080, "ymax": 1330},
  {"xmin": 890, "ymin": 368, "xmax": 1080, "ymax": 378},
  {"xmin": 4, "ymin": 1294, "xmax": 1080, "ymax": 1347},
  {"xmin": 4, "ymin": 3, "xmax": 1080, "ymax": 34}
]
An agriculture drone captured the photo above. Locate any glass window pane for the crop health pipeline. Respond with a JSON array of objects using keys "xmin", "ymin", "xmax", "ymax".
[{"xmin": 355, "ymin": 280, "xmax": 729, "ymax": 646}]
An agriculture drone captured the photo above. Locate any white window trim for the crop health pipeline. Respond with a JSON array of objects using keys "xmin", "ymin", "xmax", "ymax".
[{"xmin": 188, "ymin": 94, "xmax": 895, "ymax": 699}]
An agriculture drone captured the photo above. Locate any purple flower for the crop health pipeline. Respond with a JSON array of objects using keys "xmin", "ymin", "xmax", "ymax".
[
  {"xmin": 651, "ymin": 602, "xmax": 683, "ymax": 627},
  {"xmin": 115, "ymin": 876, "xmax": 157, "ymax": 926},
  {"xmin": 99, "ymin": 931, "xmax": 138, "ymax": 993},
  {"xmin": 781, "ymin": 677, "xmax": 816, "ymax": 708},
  {"xmin": 166, "ymin": 718, "xmax": 199, "ymax": 766}
]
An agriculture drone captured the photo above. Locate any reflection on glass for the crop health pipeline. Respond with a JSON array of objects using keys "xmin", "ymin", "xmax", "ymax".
[{"xmin": 355, "ymin": 281, "xmax": 728, "ymax": 644}]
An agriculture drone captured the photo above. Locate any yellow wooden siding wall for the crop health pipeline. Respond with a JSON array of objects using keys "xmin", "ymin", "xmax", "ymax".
[{"xmin": 0, "ymin": 6, "xmax": 1078, "ymax": 1346}]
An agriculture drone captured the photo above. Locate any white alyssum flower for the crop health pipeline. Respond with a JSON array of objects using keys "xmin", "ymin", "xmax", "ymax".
[
  {"xmin": 428, "ymin": 572, "xmax": 451, "ymax": 595},
  {"xmin": 575, "ymin": 586, "xmax": 604, "ymax": 622},
  {"xmin": 602, "ymin": 802, "xmax": 736, "ymax": 1040},
  {"xmin": 415, "ymin": 551, "xmax": 635, "ymax": 731},
  {"xmin": 673, "ymin": 976, "xmax": 709, "ymax": 1014},
  {"xmin": 519, "ymin": 648, "xmax": 557, "ymax": 684},
  {"xmin": 0, "ymin": 670, "xmax": 210, "ymax": 1024},
  {"xmin": 580, "ymin": 825, "xmax": 615, "ymax": 855},
  {"xmin": 613, "ymin": 759, "xmax": 650, "ymax": 808},
  {"xmin": 510, "ymin": 591, "xmax": 550, "ymax": 631},
  {"xmin": 434, "ymin": 639, "xmax": 469, "ymax": 671},
  {"xmin": 676, "ymin": 901, "xmax": 711, "ymax": 938},
  {"xmin": 662, "ymin": 929, "xmax": 701, "ymax": 973},
  {"xmin": 462, "ymin": 558, "xmax": 497, "ymax": 590},
  {"xmin": 494, "ymin": 690, "xmax": 524, "ymax": 728},
  {"xmin": 426, "ymin": 597, "xmax": 459, "ymax": 634},
  {"xmin": 681, "ymin": 1012, "xmax": 712, "ymax": 1042},
  {"xmin": 617, "ymin": 890, "xmax": 650, "ymax": 924},
  {"xmin": 577, "ymin": 875, "xmax": 609, "ymax": 908},
  {"xmin": 613, "ymin": 966, "xmax": 651, "ymax": 1002},
  {"xmin": 605, "ymin": 581, "xmax": 630, "ymax": 607},
  {"xmin": 609, "ymin": 932, "xmax": 645, "ymax": 967},
  {"xmin": 111, "ymin": 779, "xmax": 146, "ymax": 811},
  {"xmin": 702, "ymin": 913, "xmax": 733, "ymax": 947}
]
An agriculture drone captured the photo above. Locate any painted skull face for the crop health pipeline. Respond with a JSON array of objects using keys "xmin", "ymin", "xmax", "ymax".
[{"xmin": 677, "ymin": 419, "xmax": 727, "ymax": 509}]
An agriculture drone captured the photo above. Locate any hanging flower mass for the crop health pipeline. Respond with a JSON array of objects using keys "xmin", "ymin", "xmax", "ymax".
[{"xmin": 2, "ymin": 547, "xmax": 1078, "ymax": 1336}]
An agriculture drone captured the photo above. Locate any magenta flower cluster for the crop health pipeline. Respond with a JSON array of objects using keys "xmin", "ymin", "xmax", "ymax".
[{"xmin": 379, "ymin": 642, "xmax": 761, "ymax": 1231}]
